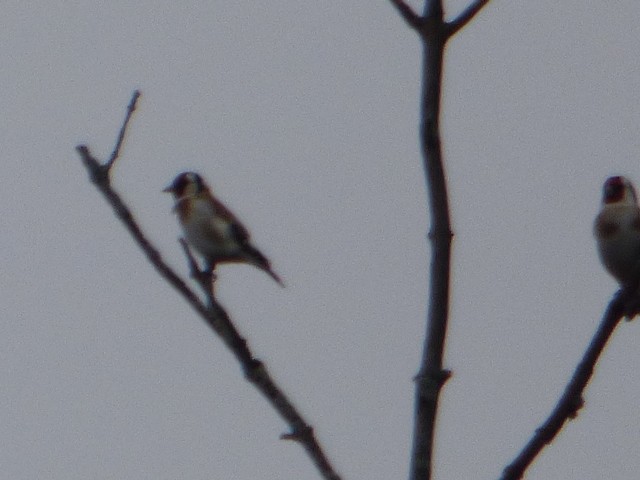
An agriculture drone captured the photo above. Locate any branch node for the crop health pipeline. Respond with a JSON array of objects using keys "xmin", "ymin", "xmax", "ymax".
[
  {"xmin": 76, "ymin": 145, "xmax": 110, "ymax": 185},
  {"xmin": 427, "ymin": 229, "xmax": 454, "ymax": 241},
  {"xmin": 244, "ymin": 358, "xmax": 265, "ymax": 382},
  {"xmin": 281, "ymin": 425, "xmax": 313, "ymax": 442},
  {"xmin": 414, "ymin": 368, "xmax": 452, "ymax": 400},
  {"xmin": 567, "ymin": 395, "xmax": 584, "ymax": 419}
]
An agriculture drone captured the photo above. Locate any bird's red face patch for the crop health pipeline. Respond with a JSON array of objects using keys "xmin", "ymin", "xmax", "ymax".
[
  {"xmin": 164, "ymin": 172, "xmax": 203, "ymax": 198},
  {"xmin": 603, "ymin": 176, "xmax": 626, "ymax": 204}
]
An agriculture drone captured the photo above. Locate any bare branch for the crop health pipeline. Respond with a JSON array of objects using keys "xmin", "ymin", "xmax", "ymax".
[
  {"xmin": 106, "ymin": 89, "xmax": 141, "ymax": 171},
  {"xmin": 445, "ymin": 0, "xmax": 491, "ymax": 37},
  {"xmin": 395, "ymin": 1, "xmax": 626, "ymax": 479},
  {"xmin": 408, "ymin": 14, "xmax": 452, "ymax": 480},
  {"xmin": 422, "ymin": 0, "xmax": 443, "ymax": 19},
  {"xmin": 396, "ymin": 2, "xmax": 491, "ymax": 479},
  {"xmin": 500, "ymin": 290, "xmax": 630, "ymax": 480},
  {"xmin": 76, "ymin": 93, "xmax": 341, "ymax": 480},
  {"xmin": 388, "ymin": 0, "xmax": 423, "ymax": 30}
]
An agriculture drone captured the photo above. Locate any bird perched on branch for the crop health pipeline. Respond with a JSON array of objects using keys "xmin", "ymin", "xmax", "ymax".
[
  {"xmin": 594, "ymin": 175, "xmax": 640, "ymax": 292},
  {"xmin": 164, "ymin": 171, "xmax": 284, "ymax": 287}
]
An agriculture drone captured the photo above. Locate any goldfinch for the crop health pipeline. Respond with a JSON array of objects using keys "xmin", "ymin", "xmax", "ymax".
[
  {"xmin": 594, "ymin": 175, "xmax": 640, "ymax": 289},
  {"xmin": 164, "ymin": 172, "xmax": 284, "ymax": 287}
]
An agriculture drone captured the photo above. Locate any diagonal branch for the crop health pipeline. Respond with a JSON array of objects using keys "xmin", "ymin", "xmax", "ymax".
[
  {"xmin": 388, "ymin": 0, "xmax": 423, "ymax": 30},
  {"xmin": 76, "ymin": 91, "xmax": 341, "ymax": 480},
  {"xmin": 445, "ymin": 0, "xmax": 492, "ymax": 38},
  {"xmin": 500, "ymin": 290, "xmax": 630, "ymax": 480},
  {"xmin": 106, "ymin": 89, "xmax": 141, "ymax": 171}
]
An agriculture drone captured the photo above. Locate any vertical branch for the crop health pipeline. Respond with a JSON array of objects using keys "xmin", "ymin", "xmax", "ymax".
[
  {"xmin": 389, "ymin": 1, "xmax": 491, "ymax": 479},
  {"xmin": 409, "ymin": 14, "xmax": 453, "ymax": 480},
  {"xmin": 392, "ymin": 2, "xmax": 453, "ymax": 480},
  {"xmin": 393, "ymin": 1, "xmax": 630, "ymax": 479}
]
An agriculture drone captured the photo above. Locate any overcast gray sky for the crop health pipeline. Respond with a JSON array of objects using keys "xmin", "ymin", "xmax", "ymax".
[{"xmin": 2, "ymin": 1, "xmax": 640, "ymax": 479}]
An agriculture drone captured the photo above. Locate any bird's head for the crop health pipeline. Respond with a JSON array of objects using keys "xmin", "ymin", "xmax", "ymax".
[
  {"xmin": 163, "ymin": 172, "xmax": 207, "ymax": 199},
  {"xmin": 601, "ymin": 176, "xmax": 638, "ymax": 206}
]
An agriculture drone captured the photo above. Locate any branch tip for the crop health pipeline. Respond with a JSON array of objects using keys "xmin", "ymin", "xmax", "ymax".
[
  {"xmin": 446, "ymin": 0, "xmax": 491, "ymax": 37},
  {"xmin": 78, "ymin": 93, "xmax": 342, "ymax": 480},
  {"xmin": 105, "ymin": 90, "xmax": 142, "ymax": 171}
]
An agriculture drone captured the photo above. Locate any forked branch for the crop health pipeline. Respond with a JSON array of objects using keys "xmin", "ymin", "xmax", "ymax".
[
  {"xmin": 76, "ymin": 91, "xmax": 341, "ymax": 480},
  {"xmin": 389, "ymin": 0, "xmax": 490, "ymax": 38},
  {"xmin": 392, "ymin": 2, "xmax": 629, "ymax": 480},
  {"xmin": 387, "ymin": 2, "xmax": 488, "ymax": 480}
]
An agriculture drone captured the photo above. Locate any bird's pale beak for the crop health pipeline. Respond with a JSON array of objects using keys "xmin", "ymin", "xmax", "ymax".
[{"xmin": 162, "ymin": 185, "xmax": 174, "ymax": 193}]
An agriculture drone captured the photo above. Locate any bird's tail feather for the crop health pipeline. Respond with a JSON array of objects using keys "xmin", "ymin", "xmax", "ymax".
[{"xmin": 245, "ymin": 246, "xmax": 285, "ymax": 287}]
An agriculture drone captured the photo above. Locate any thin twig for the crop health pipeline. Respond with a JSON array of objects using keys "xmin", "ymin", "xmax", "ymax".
[
  {"xmin": 388, "ymin": 0, "xmax": 423, "ymax": 30},
  {"xmin": 76, "ymin": 91, "xmax": 341, "ymax": 480},
  {"xmin": 445, "ymin": 0, "xmax": 492, "ymax": 37},
  {"xmin": 500, "ymin": 291, "xmax": 629, "ymax": 480},
  {"xmin": 105, "ymin": 89, "xmax": 141, "ymax": 171}
]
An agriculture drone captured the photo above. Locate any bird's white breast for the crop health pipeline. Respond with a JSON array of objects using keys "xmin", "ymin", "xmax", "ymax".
[
  {"xmin": 596, "ymin": 206, "xmax": 640, "ymax": 286},
  {"xmin": 182, "ymin": 198, "xmax": 237, "ymax": 258}
]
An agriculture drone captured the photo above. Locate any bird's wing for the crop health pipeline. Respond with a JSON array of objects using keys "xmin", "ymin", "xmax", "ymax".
[
  {"xmin": 208, "ymin": 194, "xmax": 250, "ymax": 244},
  {"xmin": 594, "ymin": 211, "xmax": 619, "ymax": 239},
  {"xmin": 632, "ymin": 209, "xmax": 640, "ymax": 232}
]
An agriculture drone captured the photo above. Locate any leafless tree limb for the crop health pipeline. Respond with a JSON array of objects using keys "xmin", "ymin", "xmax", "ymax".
[
  {"xmin": 393, "ymin": 1, "xmax": 639, "ymax": 479},
  {"xmin": 390, "ymin": 2, "xmax": 451, "ymax": 480},
  {"xmin": 388, "ymin": 0, "xmax": 423, "ymax": 30},
  {"xmin": 408, "ymin": 31, "xmax": 452, "ymax": 480},
  {"xmin": 76, "ymin": 91, "xmax": 341, "ymax": 480},
  {"xmin": 106, "ymin": 89, "xmax": 141, "ymax": 171},
  {"xmin": 388, "ymin": 1, "xmax": 492, "ymax": 479},
  {"xmin": 445, "ymin": 0, "xmax": 491, "ymax": 37},
  {"xmin": 391, "ymin": 1, "xmax": 636, "ymax": 479},
  {"xmin": 500, "ymin": 290, "xmax": 630, "ymax": 480}
]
